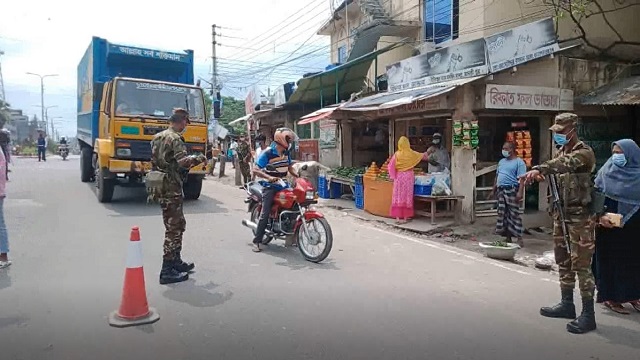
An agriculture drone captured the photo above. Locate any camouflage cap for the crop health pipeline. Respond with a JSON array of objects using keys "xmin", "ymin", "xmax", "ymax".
[{"xmin": 549, "ymin": 112, "xmax": 578, "ymax": 132}]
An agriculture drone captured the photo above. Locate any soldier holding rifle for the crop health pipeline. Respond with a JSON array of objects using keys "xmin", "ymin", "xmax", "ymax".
[{"xmin": 521, "ymin": 113, "xmax": 597, "ymax": 334}]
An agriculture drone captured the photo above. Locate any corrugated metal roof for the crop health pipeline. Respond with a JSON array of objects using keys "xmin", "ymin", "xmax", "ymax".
[{"xmin": 578, "ymin": 75, "xmax": 640, "ymax": 106}]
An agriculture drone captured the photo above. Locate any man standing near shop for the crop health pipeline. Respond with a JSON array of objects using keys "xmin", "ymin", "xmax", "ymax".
[
  {"xmin": 491, "ymin": 142, "xmax": 526, "ymax": 247},
  {"xmin": 521, "ymin": 113, "xmax": 597, "ymax": 334},
  {"xmin": 236, "ymin": 135, "xmax": 252, "ymax": 186},
  {"xmin": 426, "ymin": 133, "xmax": 450, "ymax": 173},
  {"xmin": 150, "ymin": 108, "xmax": 206, "ymax": 285}
]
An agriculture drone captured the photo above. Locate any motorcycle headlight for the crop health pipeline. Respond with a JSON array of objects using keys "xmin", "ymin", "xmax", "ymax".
[{"xmin": 305, "ymin": 191, "xmax": 315, "ymax": 200}]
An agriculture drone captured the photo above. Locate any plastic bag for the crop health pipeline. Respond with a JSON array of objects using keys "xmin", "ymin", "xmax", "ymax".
[{"xmin": 431, "ymin": 177, "xmax": 452, "ymax": 196}]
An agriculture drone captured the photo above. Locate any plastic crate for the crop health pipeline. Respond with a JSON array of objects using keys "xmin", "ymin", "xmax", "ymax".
[
  {"xmin": 355, "ymin": 195, "xmax": 364, "ymax": 209},
  {"xmin": 330, "ymin": 182, "xmax": 343, "ymax": 199},
  {"xmin": 414, "ymin": 184, "xmax": 432, "ymax": 196},
  {"xmin": 354, "ymin": 175, "xmax": 363, "ymax": 185},
  {"xmin": 317, "ymin": 176, "xmax": 330, "ymax": 199},
  {"xmin": 354, "ymin": 184, "xmax": 364, "ymax": 198}
]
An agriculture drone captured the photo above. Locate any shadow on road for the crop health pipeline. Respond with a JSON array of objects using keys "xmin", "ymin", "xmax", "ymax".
[
  {"xmin": 252, "ymin": 243, "xmax": 340, "ymax": 271},
  {"xmin": 162, "ymin": 279, "xmax": 233, "ymax": 308},
  {"xmin": 597, "ymin": 322, "xmax": 640, "ymax": 350},
  {"xmin": 85, "ymin": 184, "xmax": 228, "ymax": 217},
  {"xmin": 0, "ymin": 315, "xmax": 29, "ymax": 329},
  {"xmin": 0, "ymin": 269, "xmax": 11, "ymax": 290}
]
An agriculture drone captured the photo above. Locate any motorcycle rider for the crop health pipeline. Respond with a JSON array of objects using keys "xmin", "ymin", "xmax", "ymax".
[
  {"xmin": 59, "ymin": 137, "xmax": 68, "ymax": 146},
  {"xmin": 251, "ymin": 128, "xmax": 300, "ymax": 253}
]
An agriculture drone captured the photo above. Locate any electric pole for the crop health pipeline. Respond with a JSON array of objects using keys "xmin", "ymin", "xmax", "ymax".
[
  {"xmin": 0, "ymin": 50, "xmax": 6, "ymax": 104},
  {"xmin": 26, "ymin": 72, "xmax": 58, "ymax": 137},
  {"xmin": 212, "ymin": 24, "xmax": 218, "ymax": 94}
]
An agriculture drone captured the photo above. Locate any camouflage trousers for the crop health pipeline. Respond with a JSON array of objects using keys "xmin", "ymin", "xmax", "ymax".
[
  {"xmin": 553, "ymin": 217, "xmax": 596, "ymax": 299},
  {"xmin": 239, "ymin": 161, "xmax": 251, "ymax": 184},
  {"xmin": 160, "ymin": 196, "xmax": 186, "ymax": 261}
]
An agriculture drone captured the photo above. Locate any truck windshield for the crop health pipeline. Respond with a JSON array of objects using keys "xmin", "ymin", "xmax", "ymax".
[{"xmin": 114, "ymin": 80, "xmax": 205, "ymax": 122}]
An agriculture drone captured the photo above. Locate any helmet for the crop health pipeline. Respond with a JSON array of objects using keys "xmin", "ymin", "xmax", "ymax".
[{"xmin": 273, "ymin": 128, "xmax": 298, "ymax": 152}]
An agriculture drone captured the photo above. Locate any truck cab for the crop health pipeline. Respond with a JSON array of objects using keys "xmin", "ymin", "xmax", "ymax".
[{"xmin": 77, "ymin": 37, "xmax": 207, "ymax": 203}]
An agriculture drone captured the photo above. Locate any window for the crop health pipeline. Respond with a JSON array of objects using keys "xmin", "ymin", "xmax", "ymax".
[
  {"xmin": 297, "ymin": 123, "xmax": 312, "ymax": 140},
  {"xmin": 424, "ymin": 0, "xmax": 459, "ymax": 44},
  {"xmin": 337, "ymin": 45, "xmax": 347, "ymax": 64}
]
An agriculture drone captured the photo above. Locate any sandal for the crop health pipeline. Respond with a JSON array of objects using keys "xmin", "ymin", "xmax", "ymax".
[
  {"xmin": 629, "ymin": 300, "xmax": 640, "ymax": 312},
  {"xmin": 0, "ymin": 260, "xmax": 11, "ymax": 269},
  {"xmin": 604, "ymin": 301, "xmax": 630, "ymax": 314},
  {"xmin": 251, "ymin": 244, "xmax": 262, "ymax": 253}
]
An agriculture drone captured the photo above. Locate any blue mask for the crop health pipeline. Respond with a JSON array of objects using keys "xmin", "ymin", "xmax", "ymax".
[
  {"xmin": 611, "ymin": 153, "xmax": 627, "ymax": 167},
  {"xmin": 553, "ymin": 133, "xmax": 568, "ymax": 146},
  {"xmin": 501, "ymin": 150, "xmax": 510, "ymax": 158}
]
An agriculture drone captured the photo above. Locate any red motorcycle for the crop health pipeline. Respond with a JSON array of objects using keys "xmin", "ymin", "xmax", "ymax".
[{"xmin": 241, "ymin": 166, "xmax": 333, "ymax": 263}]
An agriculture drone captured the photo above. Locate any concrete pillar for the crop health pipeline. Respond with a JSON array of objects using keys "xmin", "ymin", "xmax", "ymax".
[
  {"xmin": 538, "ymin": 116, "xmax": 553, "ymax": 211},
  {"xmin": 451, "ymin": 84, "xmax": 477, "ymax": 224}
]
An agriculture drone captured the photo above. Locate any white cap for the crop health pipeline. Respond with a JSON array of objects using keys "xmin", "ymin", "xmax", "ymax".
[{"xmin": 433, "ymin": 133, "xmax": 442, "ymax": 138}]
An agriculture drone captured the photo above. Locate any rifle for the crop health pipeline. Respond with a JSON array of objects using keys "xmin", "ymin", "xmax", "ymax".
[{"xmin": 548, "ymin": 174, "xmax": 571, "ymax": 253}]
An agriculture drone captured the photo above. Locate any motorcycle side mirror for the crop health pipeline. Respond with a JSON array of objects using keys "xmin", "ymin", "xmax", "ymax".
[{"xmin": 301, "ymin": 164, "xmax": 308, "ymax": 171}]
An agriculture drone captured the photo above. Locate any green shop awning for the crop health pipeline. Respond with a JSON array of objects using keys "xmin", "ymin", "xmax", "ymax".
[{"xmin": 287, "ymin": 42, "xmax": 404, "ymax": 106}]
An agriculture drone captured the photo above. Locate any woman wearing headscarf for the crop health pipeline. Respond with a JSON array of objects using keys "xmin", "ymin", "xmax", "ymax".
[
  {"xmin": 387, "ymin": 136, "xmax": 429, "ymax": 224},
  {"xmin": 593, "ymin": 139, "xmax": 640, "ymax": 314}
]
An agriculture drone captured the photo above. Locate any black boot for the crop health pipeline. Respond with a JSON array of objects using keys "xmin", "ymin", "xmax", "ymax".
[
  {"xmin": 540, "ymin": 288, "xmax": 576, "ymax": 319},
  {"xmin": 159, "ymin": 259, "xmax": 189, "ymax": 285},
  {"xmin": 566, "ymin": 298, "xmax": 596, "ymax": 334},
  {"xmin": 174, "ymin": 248, "xmax": 195, "ymax": 273}
]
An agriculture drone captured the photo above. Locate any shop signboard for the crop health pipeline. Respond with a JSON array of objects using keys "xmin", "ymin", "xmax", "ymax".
[
  {"xmin": 377, "ymin": 95, "xmax": 449, "ymax": 117},
  {"xmin": 386, "ymin": 38, "xmax": 489, "ymax": 92},
  {"xmin": 244, "ymin": 85, "xmax": 260, "ymax": 115},
  {"xmin": 273, "ymin": 85, "xmax": 287, "ymax": 107},
  {"xmin": 485, "ymin": 84, "xmax": 574, "ymax": 111},
  {"xmin": 319, "ymin": 119, "xmax": 337, "ymax": 149},
  {"xmin": 484, "ymin": 17, "xmax": 560, "ymax": 73}
]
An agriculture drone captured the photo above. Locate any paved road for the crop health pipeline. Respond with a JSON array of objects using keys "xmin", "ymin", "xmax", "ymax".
[{"xmin": 1, "ymin": 157, "xmax": 639, "ymax": 360}]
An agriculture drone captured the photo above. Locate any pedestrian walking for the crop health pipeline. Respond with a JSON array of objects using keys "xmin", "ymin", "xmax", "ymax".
[
  {"xmin": 37, "ymin": 133, "xmax": 46, "ymax": 162},
  {"xmin": 0, "ymin": 129, "xmax": 11, "ymax": 181},
  {"xmin": 0, "ymin": 146, "xmax": 10, "ymax": 268},
  {"xmin": 491, "ymin": 142, "xmax": 526, "ymax": 247},
  {"xmin": 521, "ymin": 113, "xmax": 597, "ymax": 334},
  {"xmin": 149, "ymin": 108, "xmax": 206, "ymax": 285},
  {"xmin": 592, "ymin": 139, "xmax": 640, "ymax": 314}
]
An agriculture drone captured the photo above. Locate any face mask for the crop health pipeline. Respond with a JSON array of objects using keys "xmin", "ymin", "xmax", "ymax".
[
  {"xmin": 502, "ymin": 150, "xmax": 511, "ymax": 158},
  {"xmin": 553, "ymin": 133, "xmax": 568, "ymax": 146},
  {"xmin": 611, "ymin": 153, "xmax": 627, "ymax": 167},
  {"xmin": 432, "ymin": 139, "xmax": 441, "ymax": 145}
]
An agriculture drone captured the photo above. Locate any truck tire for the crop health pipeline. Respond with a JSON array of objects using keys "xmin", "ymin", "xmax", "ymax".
[
  {"xmin": 96, "ymin": 167, "xmax": 115, "ymax": 203},
  {"xmin": 80, "ymin": 147, "xmax": 94, "ymax": 182},
  {"xmin": 183, "ymin": 175, "xmax": 203, "ymax": 200}
]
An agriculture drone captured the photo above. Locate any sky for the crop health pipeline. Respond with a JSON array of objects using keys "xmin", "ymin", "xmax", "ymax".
[{"xmin": 0, "ymin": 0, "xmax": 333, "ymax": 138}]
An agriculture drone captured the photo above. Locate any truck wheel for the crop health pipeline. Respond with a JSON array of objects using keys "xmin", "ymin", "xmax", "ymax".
[
  {"xmin": 183, "ymin": 175, "xmax": 203, "ymax": 200},
  {"xmin": 96, "ymin": 167, "xmax": 115, "ymax": 203},
  {"xmin": 80, "ymin": 147, "xmax": 94, "ymax": 182}
]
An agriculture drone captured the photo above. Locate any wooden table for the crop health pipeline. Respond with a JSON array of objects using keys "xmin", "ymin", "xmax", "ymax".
[
  {"xmin": 414, "ymin": 195, "xmax": 464, "ymax": 225},
  {"xmin": 329, "ymin": 176, "xmax": 356, "ymax": 195}
]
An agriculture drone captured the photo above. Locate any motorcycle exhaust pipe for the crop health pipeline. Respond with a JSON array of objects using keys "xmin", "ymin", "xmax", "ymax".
[
  {"xmin": 241, "ymin": 219, "xmax": 273, "ymax": 236},
  {"xmin": 242, "ymin": 219, "xmax": 257, "ymax": 231}
]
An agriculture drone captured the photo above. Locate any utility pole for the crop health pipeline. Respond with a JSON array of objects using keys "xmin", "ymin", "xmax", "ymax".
[
  {"xmin": 26, "ymin": 72, "xmax": 58, "ymax": 137},
  {"xmin": 0, "ymin": 50, "xmax": 6, "ymax": 104},
  {"xmin": 212, "ymin": 24, "xmax": 218, "ymax": 93}
]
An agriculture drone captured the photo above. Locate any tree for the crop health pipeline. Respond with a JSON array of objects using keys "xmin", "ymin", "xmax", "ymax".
[
  {"xmin": 205, "ymin": 95, "xmax": 247, "ymax": 134},
  {"xmin": 0, "ymin": 100, "xmax": 10, "ymax": 129},
  {"xmin": 544, "ymin": 0, "xmax": 640, "ymax": 60}
]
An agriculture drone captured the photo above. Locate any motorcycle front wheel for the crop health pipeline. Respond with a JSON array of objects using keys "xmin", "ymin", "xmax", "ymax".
[{"xmin": 296, "ymin": 217, "xmax": 333, "ymax": 263}]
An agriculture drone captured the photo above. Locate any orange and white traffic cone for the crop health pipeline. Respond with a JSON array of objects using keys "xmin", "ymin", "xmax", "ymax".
[{"xmin": 108, "ymin": 227, "xmax": 160, "ymax": 328}]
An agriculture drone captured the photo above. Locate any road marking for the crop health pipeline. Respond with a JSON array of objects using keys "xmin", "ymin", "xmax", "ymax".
[{"xmin": 364, "ymin": 223, "xmax": 560, "ymax": 284}]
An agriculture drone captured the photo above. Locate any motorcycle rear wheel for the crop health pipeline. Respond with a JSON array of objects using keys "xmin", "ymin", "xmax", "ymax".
[{"xmin": 296, "ymin": 217, "xmax": 333, "ymax": 263}]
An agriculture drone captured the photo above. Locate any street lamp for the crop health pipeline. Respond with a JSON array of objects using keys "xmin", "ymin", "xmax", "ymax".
[
  {"xmin": 32, "ymin": 104, "xmax": 57, "ymax": 136},
  {"xmin": 26, "ymin": 72, "xmax": 58, "ymax": 137}
]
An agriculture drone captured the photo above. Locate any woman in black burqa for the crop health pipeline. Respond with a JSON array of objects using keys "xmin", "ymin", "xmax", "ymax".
[{"xmin": 593, "ymin": 139, "xmax": 640, "ymax": 314}]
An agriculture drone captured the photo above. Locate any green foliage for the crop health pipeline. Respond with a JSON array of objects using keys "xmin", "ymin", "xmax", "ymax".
[
  {"xmin": 0, "ymin": 100, "xmax": 10, "ymax": 129},
  {"xmin": 205, "ymin": 95, "xmax": 247, "ymax": 134}
]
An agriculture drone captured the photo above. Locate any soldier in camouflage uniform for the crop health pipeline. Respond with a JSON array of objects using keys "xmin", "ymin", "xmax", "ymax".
[
  {"xmin": 522, "ymin": 113, "xmax": 597, "ymax": 334},
  {"xmin": 236, "ymin": 135, "xmax": 251, "ymax": 185},
  {"xmin": 150, "ymin": 108, "xmax": 206, "ymax": 285}
]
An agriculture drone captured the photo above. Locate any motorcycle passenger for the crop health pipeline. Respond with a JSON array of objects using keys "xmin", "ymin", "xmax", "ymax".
[{"xmin": 251, "ymin": 128, "xmax": 300, "ymax": 253}]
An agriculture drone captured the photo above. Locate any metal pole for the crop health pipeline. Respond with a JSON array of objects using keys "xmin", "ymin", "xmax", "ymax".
[{"xmin": 212, "ymin": 24, "xmax": 218, "ymax": 92}]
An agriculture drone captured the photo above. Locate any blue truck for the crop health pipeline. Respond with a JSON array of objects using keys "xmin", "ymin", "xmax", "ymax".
[{"xmin": 77, "ymin": 36, "xmax": 208, "ymax": 202}]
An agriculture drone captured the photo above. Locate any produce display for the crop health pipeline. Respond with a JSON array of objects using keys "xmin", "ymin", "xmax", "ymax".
[
  {"xmin": 328, "ymin": 166, "xmax": 366, "ymax": 181},
  {"xmin": 377, "ymin": 157, "xmax": 391, "ymax": 181},
  {"xmin": 506, "ymin": 130, "xmax": 533, "ymax": 168}
]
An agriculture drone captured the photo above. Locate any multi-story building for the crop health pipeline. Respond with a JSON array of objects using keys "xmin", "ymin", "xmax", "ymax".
[{"xmin": 310, "ymin": 0, "xmax": 639, "ymax": 223}]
